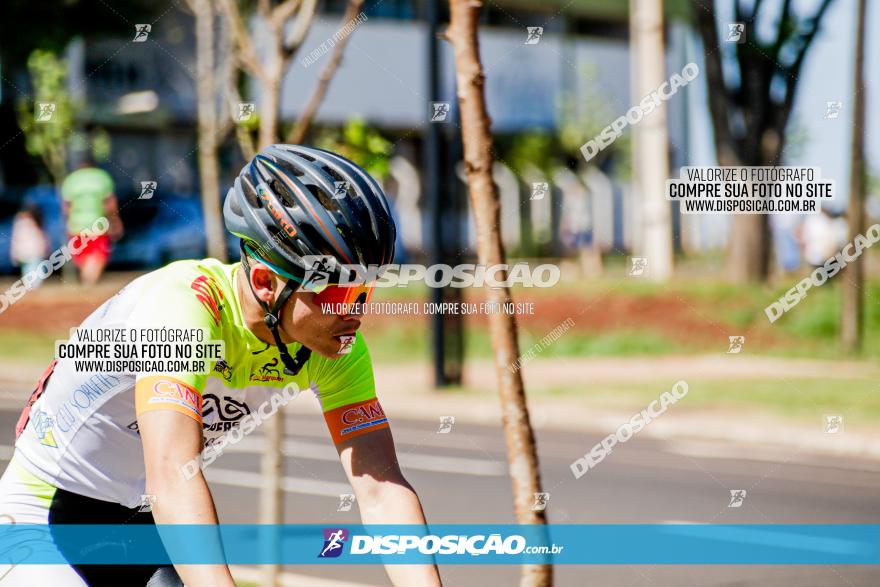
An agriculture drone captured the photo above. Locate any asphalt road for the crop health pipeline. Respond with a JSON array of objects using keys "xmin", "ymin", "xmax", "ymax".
[{"xmin": 0, "ymin": 405, "xmax": 877, "ymax": 586}]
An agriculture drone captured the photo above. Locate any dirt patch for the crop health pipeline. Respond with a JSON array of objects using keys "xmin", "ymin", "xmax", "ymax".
[
  {"xmin": 521, "ymin": 292, "xmax": 784, "ymax": 347},
  {"xmin": 0, "ymin": 290, "xmax": 108, "ymax": 332},
  {"xmin": 0, "ymin": 276, "xmax": 784, "ymax": 349},
  {"xmin": 365, "ymin": 291, "xmax": 783, "ymax": 348}
]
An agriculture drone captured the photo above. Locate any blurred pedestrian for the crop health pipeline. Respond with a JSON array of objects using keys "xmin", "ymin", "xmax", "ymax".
[
  {"xmin": 799, "ymin": 208, "xmax": 848, "ymax": 268},
  {"xmin": 60, "ymin": 158, "xmax": 123, "ymax": 285},
  {"xmin": 770, "ymin": 213, "xmax": 802, "ymax": 274},
  {"xmin": 10, "ymin": 203, "xmax": 49, "ymax": 287}
]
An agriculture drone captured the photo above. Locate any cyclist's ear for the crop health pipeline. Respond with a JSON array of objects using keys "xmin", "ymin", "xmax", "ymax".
[{"xmin": 247, "ymin": 263, "xmax": 283, "ymax": 301}]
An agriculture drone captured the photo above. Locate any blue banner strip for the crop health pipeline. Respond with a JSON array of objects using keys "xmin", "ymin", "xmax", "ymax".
[{"xmin": 0, "ymin": 524, "xmax": 878, "ymax": 565}]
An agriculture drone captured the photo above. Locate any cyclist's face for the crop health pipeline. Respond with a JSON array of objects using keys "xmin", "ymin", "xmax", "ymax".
[
  {"xmin": 281, "ymin": 291, "xmax": 363, "ymax": 358},
  {"xmin": 244, "ymin": 262, "xmax": 362, "ymax": 358}
]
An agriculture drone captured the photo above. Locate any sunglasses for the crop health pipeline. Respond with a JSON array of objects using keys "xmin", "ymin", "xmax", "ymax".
[{"xmin": 312, "ymin": 283, "xmax": 374, "ymax": 315}]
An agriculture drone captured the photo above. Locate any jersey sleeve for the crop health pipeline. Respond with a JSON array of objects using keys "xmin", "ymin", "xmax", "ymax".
[
  {"xmin": 309, "ymin": 332, "xmax": 389, "ymax": 444},
  {"xmin": 130, "ymin": 267, "xmax": 226, "ymax": 424}
]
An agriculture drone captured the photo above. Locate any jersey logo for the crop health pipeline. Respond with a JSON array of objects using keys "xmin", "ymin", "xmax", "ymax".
[
  {"xmin": 324, "ymin": 398, "xmax": 389, "ymax": 444},
  {"xmin": 191, "ymin": 274, "xmax": 224, "ymax": 326},
  {"xmin": 341, "ymin": 401, "xmax": 385, "ymax": 428},
  {"xmin": 213, "ymin": 360, "xmax": 233, "ymax": 381},
  {"xmin": 203, "ymin": 394, "xmax": 250, "ymax": 421},
  {"xmin": 202, "ymin": 394, "xmax": 251, "ymax": 432},
  {"xmin": 136, "ymin": 376, "xmax": 203, "ymax": 423},
  {"xmin": 249, "ymin": 358, "xmax": 283, "ymax": 382},
  {"xmin": 251, "ymin": 343, "xmax": 271, "ymax": 355},
  {"xmin": 31, "ymin": 409, "xmax": 58, "ymax": 448}
]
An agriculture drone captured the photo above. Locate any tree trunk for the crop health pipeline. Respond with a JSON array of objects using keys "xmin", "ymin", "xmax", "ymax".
[
  {"xmin": 629, "ymin": 0, "xmax": 673, "ymax": 281},
  {"xmin": 446, "ymin": 2, "xmax": 551, "ymax": 585},
  {"xmin": 191, "ymin": 0, "xmax": 227, "ymax": 261},
  {"xmin": 841, "ymin": 0, "xmax": 867, "ymax": 350},
  {"xmin": 726, "ymin": 215, "xmax": 770, "ymax": 281}
]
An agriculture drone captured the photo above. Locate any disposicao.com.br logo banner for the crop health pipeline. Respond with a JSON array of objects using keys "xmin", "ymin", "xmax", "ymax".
[{"xmin": 3, "ymin": 525, "xmax": 880, "ymax": 565}]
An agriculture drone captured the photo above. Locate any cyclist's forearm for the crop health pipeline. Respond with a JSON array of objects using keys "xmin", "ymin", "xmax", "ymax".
[
  {"xmin": 358, "ymin": 480, "xmax": 442, "ymax": 586},
  {"xmin": 148, "ymin": 469, "xmax": 236, "ymax": 586}
]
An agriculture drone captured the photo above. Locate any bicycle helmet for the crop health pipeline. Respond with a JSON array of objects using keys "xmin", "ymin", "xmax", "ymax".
[{"xmin": 223, "ymin": 144, "xmax": 397, "ymax": 374}]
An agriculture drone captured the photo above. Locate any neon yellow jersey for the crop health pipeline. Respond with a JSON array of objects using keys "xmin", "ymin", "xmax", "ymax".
[{"xmin": 14, "ymin": 259, "xmax": 388, "ymax": 508}]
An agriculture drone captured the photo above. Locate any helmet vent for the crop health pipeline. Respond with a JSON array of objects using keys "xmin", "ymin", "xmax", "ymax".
[
  {"xmin": 270, "ymin": 178, "xmax": 299, "ymax": 210},
  {"xmin": 241, "ymin": 177, "xmax": 263, "ymax": 208},
  {"xmin": 275, "ymin": 157, "xmax": 306, "ymax": 178},
  {"xmin": 337, "ymin": 223, "xmax": 365, "ymax": 264},
  {"xmin": 307, "ymin": 183, "xmax": 339, "ymax": 212},
  {"xmin": 324, "ymin": 166, "xmax": 346, "ymax": 184}
]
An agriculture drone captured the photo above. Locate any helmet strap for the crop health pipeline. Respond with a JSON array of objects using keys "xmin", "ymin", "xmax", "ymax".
[{"xmin": 240, "ymin": 242, "xmax": 311, "ymax": 376}]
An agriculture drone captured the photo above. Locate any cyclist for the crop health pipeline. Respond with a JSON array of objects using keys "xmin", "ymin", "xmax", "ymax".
[{"xmin": 0, "ymin": 145, "xmax": 442, "ymax": 586}]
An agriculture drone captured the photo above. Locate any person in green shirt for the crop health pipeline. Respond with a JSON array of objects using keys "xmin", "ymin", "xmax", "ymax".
[{"xmin": 60, "ymin": 159, "xmax": 124, "ymax": 284}]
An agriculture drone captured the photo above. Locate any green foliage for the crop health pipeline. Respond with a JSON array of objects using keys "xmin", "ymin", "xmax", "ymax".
[
  {"xmin": 16, "ymin": 49, "xmax": 78, "ymax": 184},
  {"xmin": 316, "ymin": 118, "xmax": 393, "ymax": 179},
  {"xmin": 500, "ymin": 129, "xmax": 562, "ymax": 177},
  {"xmin": 558, "ymin": 62, "xmax": 631, "ymax": 177},
  {"xmin": 91, "ymin": 127, "xmax": 113, "ymax": 163}
]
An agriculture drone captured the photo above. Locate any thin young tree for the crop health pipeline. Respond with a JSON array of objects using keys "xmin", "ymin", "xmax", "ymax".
[
  {"xmin": 695, "ymin": 0, "xmax": 835, "ymax": 282},
  {"xmin": 185, "ymin": 0, "xmax": 230, "ymax": 261},
  {"xmin": 446, "ymin": 2, "xmax": 551, "ymax": 585},
  {"xmin": 219, "ymin": 0, "xmax": 319, "ymax": 148},
  {"xmin": 630, "ymin": 0, "xmax": 673, "ymax": 281},
  {"xmin": 217, "ymin": 3, "xmax": 317, "ymax": 585},
  {"xmin": 841, "ymin": 0, "xmax": 867, "ymax": 350},
  {"xmin": 17, "ymin": 50, "xmax": 76, "ymax": 189}
]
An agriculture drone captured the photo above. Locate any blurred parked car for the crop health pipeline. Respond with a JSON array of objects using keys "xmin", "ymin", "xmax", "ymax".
[{"xmin": 111, "ymin": 193, "xmax": 207, "ymax": 268}]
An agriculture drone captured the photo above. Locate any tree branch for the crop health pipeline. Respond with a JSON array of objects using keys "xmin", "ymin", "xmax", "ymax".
[
  {"xmin": 747, "ymin": 0, "xmax": 766, "ymax": 23},
  {"xmin": 777, "ymin": 0, "xmax": 835, "ymax": 132},
  {"xmin": 271, "ymin": 0, "xmax": 303, "ymax": 31},
  {"xmin": 771, "ymin": 0, "xmax": 793, "ymax": 60},
  {"xmin": 257, "ymin": 0, "xmax": 271, "ymax": 19},
  {"xmin": 216, "ymin": 9, "xmax": 237, "ymax": 141},
  {"xmin": 734, "ymin": 0, "xmax": 746, "ymax": 25},
  {"xmin": 226, "ymin": 68, "xmax": 256, "ymax": 159},
  {"xmin": 286, "ymin": 0, "xmax": 364, "ymax": 144},
  {"xmin": 693, "ymin": 0, "xmax": 736, "ymax": 162},
  {"xmin": 217, "ymin": 0, "xmax": 265, "ymax": 79},
  {"xmin": 282, "ymin": 0, "xmax": 318, "ymax": 59},
  {"xmin": 787, "ymin": 0, "xmax": 835, "ymax": 77}
]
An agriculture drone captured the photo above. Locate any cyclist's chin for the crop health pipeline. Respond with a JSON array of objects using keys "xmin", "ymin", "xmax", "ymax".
[{"xmin": 309, "ymin": 336, "xmax": 348, "ymax": 359}]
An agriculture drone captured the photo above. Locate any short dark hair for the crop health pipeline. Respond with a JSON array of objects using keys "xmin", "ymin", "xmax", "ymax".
[{"xmin": 21, "ymin": 202, "xmax": 43, "ymax": 227}]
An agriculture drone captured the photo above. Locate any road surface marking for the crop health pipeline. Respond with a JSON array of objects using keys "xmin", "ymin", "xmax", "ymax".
[
  {"xmin": 668, "ymin": 440, "xmax": 880, "ymax": 472},
  {"xmin": 225, "ymin": 438, "xmax": 506, "ymax": 476},
  {"xmin": 204, "ymin": 468, "xmax": 352, "ymax": 496}
]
